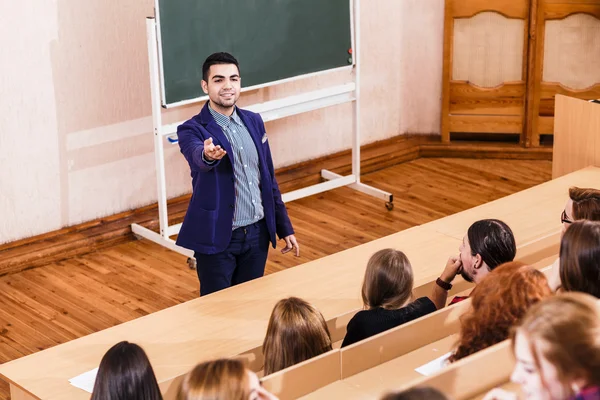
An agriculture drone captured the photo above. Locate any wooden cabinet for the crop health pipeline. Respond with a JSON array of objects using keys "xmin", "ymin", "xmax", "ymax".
[{"xmin": 441, "ymin": 0, "xmax": 600, "ymax": 146}]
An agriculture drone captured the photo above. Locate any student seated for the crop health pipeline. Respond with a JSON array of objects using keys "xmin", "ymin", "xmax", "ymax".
[
  {"xmin": 449, "ymin": 262, "xmax": 551, "ymax": 363},
  {"xmin": 341, "ymin": 249, "xmax": 437, "ymax": 347},
  {"xmin": 431, "ymin": 219, "xmax": 516, "ymax": 309},
  {"xmin": 177, "ymin": 358, "xmax": 277, "ymax": 400},
  {"xmin": 558, "ymin": 220, "xmax": 600, "ymax": 298},
  {"xmin": 91, "ymin": 341, "xmax": 162, "ymax": 400},
  {"xmin": 381, "ymin": 387, "xmax": 449, "ymax": 400},
  {"xmin": 262, "ymin": 297, "xmax": 332, "ymax": 375},
  {"xmin": 549, "ymin": 187, "xmax": 600, "ymax": 290},
  {"xmin": 483, "ymin": 293, "xmax": 600, "ymax": 400}
]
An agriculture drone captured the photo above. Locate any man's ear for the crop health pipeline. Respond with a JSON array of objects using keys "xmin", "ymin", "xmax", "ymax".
[
  {"xmin": 201, "ymin": 80, "xmax": 209, "ymax": 94},
  {"xmin": 473, "ymin": 254, "xmax": 483, "ymax": 270}
]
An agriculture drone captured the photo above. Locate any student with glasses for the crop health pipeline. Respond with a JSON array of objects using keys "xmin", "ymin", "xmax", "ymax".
[{"xmin": 549, "ymin": 187, "xmax": 600, "ymax": 290}]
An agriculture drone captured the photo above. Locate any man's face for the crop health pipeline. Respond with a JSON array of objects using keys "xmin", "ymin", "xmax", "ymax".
[
  {"xmin": 201, "ymin": 63, "xmax": 241, "ymax": 110},
  {"xmin": 458, "ymin": 235, "xmax": 477, "ymax": 283}
]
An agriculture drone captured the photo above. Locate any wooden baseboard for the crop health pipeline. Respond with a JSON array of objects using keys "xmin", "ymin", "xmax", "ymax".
[{"xmin": 0, "ymin": 136, "xmax": 552, "ymax": 276}]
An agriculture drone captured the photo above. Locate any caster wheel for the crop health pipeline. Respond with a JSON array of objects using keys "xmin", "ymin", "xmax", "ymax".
[
  {"xmin": 385, "ymin": 202, "xmax": 394, "ymax": 211},
  {"xmin": 133, "ymin": 234, "xmax": 143, "ymax": 240},
  {"xmin": 187, "ymin": 257, "xmax": 197, "ymax": 270}
]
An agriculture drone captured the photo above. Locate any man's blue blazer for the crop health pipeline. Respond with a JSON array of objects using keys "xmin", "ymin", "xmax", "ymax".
[{"xmin": 176, "ymin": 102, "xmax": 294, "ymax": 254}]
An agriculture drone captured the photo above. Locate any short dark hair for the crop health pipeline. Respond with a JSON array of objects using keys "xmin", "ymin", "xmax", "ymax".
[
  {"xmin": 381, "ymin": 387, "xmax": 449, "ymax": 400},
  {"xmin": 467, "ymin": 219, "xmax": 516, "ymax": 271},
  {"xmin": 560, "ymin": 220, "xmax": 600, "ymax": 298},
  {"xmin": 91, "ymin": 341, "xmax": 163, "ymax": 400},
  {"xmin": 202, "ymin": 52, "xmax": 240, "ymax": 82}
]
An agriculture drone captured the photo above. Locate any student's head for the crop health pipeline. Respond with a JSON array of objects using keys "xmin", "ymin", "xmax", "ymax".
[
  {"xmin": 262, "ymin": 297, "xmax": 332, "ymax": 375},
  {"xmin": 510, "ymin": 293, "xmax": 600, "ymax": 400},
  {"xmin": 201, "ymin": 52, "xmax": 241, "ymax": 111},
  {"xmin": 459, "ymin": 219, "xmax": 516, "ymax": 283},
  {"xmin": 91, "ymin": 341, "xmax": 162, "ymax": 400},
  {"xmin": 380, "ymin": 387, "xmax": 449, "ymax": 400},
  {"xmin": 559, "ymin": 220, "xmax": 600, "ymax": 298},
  {"xmin": 449, "ymin": 262, "xmax": 551, "ymax": 362},
  {"xmin": 361, "ymin": 249, "xmax": 414, "ymax": 310},
  {"xmin": 176, "ymin": 358, "xmax": 273, "ymax": 400},
  {"xmin": 562, "ymin": 187, "xmax": 600, "ymax": 233}
]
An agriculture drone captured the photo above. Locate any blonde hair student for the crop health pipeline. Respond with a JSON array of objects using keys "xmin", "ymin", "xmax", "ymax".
[
  {"xmin": 176, "ymin": 358, "xmax": 277, "ymax": 400},
  {"xmin": 262, "ymin": 297, "xmax": 332, "ymax": 375},
  {"xmin": 484, "ymin": 293, "xmax": 600, "ymax": 400},
  {"xmin": 341, "ymin": 248, "xmax": 437, "ymax": 347}
]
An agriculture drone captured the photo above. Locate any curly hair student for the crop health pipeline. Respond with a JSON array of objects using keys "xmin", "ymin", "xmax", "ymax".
[{"xmin": 449, "ymin": 262, "xmax": 552, "ymax": 363}]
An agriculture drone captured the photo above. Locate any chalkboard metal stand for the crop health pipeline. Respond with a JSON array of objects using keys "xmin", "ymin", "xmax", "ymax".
[{"xmin": 132, "ymin": 1, "xmax": 393, "ymax": 258}]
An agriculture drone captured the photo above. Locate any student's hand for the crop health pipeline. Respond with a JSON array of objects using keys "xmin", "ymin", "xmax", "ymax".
[
  {"xmin": 281, "ymin": 235, "xmax": 300, "ymax": 257},
  {"xmin": 440, "ymin": 256, "xmax": 462, "ymax": 283},
  {"xmin": 203, "ymin": 137, "xmax": 227, "ymax": 161},
  {"xmin": 482, "ymin": 388, "xmax": 518, "ymax": 400}
]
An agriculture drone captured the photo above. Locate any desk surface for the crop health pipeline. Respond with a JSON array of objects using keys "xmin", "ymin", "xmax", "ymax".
[{"xmin": 1, "ymin": 166, "xmax": 598, "ymax": 400}]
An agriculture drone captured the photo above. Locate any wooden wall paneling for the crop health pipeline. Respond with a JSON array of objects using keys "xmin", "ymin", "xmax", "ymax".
[
  {"xmin": 441, "ymin": 0, "xmax": 531, "ymax": 142},
  {"xmin": 526, "ymin": 0, "xmax": 600, "ymax": 146}
]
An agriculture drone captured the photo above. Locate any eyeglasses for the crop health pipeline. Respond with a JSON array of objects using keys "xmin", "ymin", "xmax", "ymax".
[{"xmin": 561, "ymin": 210, "xmax": 573, "ymax": 225}]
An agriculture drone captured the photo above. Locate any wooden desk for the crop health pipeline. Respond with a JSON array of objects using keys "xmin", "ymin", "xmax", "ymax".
[
  {"xmin": 1, "ymin": 167, "xmax": 598, "ymax": 400},
  {"xmin": 553, "ymin": 95, "xmax": 600, "ymax": 179}
]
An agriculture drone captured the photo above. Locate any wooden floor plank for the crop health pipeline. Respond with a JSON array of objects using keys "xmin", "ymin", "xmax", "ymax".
[{"xmin": 0, "ymin": 158, "xmax": 552, "ymax": 400}]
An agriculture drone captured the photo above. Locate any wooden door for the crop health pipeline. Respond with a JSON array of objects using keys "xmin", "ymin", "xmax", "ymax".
[
  {"xmin": 441, "ymin": 1, "xmax": 531, "ymax": 142},
  {"xmin": 527, "ymin": 0, "xmax": 600, "ymax": 146}
]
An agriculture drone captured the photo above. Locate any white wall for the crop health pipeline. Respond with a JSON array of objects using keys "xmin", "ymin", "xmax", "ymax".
[{"xmin": 0, "ymin": 0, "xmax": 444, "ymax": 244}]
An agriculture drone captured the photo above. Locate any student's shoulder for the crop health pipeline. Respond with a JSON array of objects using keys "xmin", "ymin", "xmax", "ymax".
[{"xmin": 408, "ymin": 297, "xmax": 438, "ymax": 315}]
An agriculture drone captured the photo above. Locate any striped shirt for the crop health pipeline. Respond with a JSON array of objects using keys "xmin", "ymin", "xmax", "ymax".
[{"xmin": 208, "ymin": 104, "xmax": 264, "ymax": 229}]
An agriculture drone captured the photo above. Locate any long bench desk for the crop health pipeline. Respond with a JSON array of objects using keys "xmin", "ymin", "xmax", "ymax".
[{"xmin": 1, "ymin": 166, "xmax": 598, "ymax": 400}]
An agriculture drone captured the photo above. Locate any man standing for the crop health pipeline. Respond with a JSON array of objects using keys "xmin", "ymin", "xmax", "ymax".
[{"xmin": 176, "ymin": 52, "xmax": 300, "ymax": 296}]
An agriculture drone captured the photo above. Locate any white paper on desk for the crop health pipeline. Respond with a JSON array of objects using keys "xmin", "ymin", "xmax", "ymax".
[
  {"xmin": 68, "ymin": 367, "xmax": 98, "ymax": 393},
  {"xmin": 415, "ymin": 352, "xmax": 452, "ymax": 376}
]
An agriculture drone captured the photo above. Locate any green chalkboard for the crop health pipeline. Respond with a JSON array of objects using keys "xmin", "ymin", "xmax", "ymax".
[{"xmin": 156, "ymin": 0, "xmax": 352, "ymax": 106}]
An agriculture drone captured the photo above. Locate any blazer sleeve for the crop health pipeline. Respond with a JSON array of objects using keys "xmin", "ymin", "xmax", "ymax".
[
  {"xmin": 257, "ymin": 115, "xmax": 295, "ymax": 239},
  {"xmin": 177, "ymin": 122, "xmax": 222, "ymax": 172}
]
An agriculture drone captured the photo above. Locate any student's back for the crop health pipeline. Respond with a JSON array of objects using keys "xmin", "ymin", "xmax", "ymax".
[{"xmin": 341, "ymin": 249, "xmax": 436, "ymax": 347}]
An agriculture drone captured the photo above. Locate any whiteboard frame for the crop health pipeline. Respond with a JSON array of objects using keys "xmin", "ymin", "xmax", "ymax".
[
  {"xmin": 154, "ymin": 0, "xmax": 356, "ymax": 108},
  {"xmin": 133, "ymin": 0, "xmax": 392, "ymax": 258}
]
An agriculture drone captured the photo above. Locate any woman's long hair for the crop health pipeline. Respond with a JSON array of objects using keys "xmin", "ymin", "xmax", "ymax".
[
  {"xmin": 361, "ymin": 249, "xmax": 414, "ymax": 310},
  {"xmin": 91, "ymin": 341, "xmax": 162, "ymax": 400},
  {"xmin": 176, "ymin": 358, "xmax": 250, "ymax": 400},
  {"xmin": 262, "ymin": 297, "xmax": 332, "ymax": 375}
]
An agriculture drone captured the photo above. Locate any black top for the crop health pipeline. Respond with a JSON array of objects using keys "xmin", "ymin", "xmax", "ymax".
[{"xmin": 341, "ymin": 297, "xmax": 437, "ymax": 347}]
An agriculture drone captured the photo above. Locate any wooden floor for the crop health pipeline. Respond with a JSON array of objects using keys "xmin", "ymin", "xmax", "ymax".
[{"xmin": 0, "ymin": 158, "xmax": 552, "ymax": 400}]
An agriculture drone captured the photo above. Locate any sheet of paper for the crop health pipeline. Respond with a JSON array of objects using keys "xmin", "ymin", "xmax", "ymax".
[
  {"xmin": 415, "ymin": 352, "xmax": 452, "ymax": 376},
  {"xmin": 68, "ymin": 367, "xmax": 98, "ymax": 394}
]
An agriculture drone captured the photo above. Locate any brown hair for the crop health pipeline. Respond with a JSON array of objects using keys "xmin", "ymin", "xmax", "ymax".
[
  {"xmin": 361, "ymin": 249, "xmax": 414, "ymax": 310},
  {"xmin": 569, "ymin": 187, "xmax": 600, "ymax": 221},
  {"xmin": 559, "ymin": 220, "xmax": 600, "ymax": 298},
  {"xmin": 176, "ymin": 358, "xmax": 249, "ymax": 400},
  {"xmin": 449, "ymin": 262, "xmax": 551, "ymax": 362},
  {"xmin": 513, "ymin": 293, "xmax": 600, "ymax": 394},
  {"xmin": 262, "ymin": 297, "xmax": 332, "ymax": 375},
  {"xmin": 381, "ymin": 387, "xmax": 449, "ymax": 400}
]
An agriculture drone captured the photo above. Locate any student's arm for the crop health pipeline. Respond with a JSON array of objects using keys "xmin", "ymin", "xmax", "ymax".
[{"xmin": 429, "ymin": 257, "xmax": 462, "ymax": 310}]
